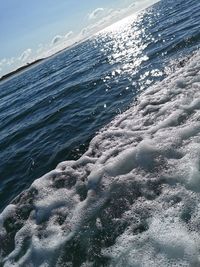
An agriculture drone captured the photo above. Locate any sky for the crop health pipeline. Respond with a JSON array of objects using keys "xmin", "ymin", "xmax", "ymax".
[{"xmin": 0, "ymin": 0, "xmax": 158, "ymax": 76}]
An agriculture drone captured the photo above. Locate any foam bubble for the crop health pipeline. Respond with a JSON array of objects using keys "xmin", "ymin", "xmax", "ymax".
[{"xmin": 0, "ymin": 51, "xmax": 200, "ymax": 266}]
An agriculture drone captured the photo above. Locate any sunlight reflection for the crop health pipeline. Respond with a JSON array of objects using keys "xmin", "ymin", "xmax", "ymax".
[{"xmin": 92, "ymin": 10, "xmax": 160, "ymax": 95}]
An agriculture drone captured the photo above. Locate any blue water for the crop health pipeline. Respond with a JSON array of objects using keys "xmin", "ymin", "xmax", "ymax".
[
  {"xmin": 0, "ymin": 0, "xmax": 199, "ymax": 213},
  {"xmin": 0, "ymin": 0, "xmax": 200, "ymax": 266}
]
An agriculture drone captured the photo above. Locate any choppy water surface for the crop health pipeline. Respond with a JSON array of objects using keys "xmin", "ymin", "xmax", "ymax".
[{"xmin": 0, "ymin": 0, "xmax": 200, "ymax": 266}]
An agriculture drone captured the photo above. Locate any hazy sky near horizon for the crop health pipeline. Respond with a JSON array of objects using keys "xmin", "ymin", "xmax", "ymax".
[{"xmin": 0, "ymin": 0, "xmax": 158, "ymax": 76}]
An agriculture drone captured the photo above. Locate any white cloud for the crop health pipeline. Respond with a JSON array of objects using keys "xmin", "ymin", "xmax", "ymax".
[
  {"xmin": 80, "ymin": 9, "xmax": 121, "ymax": 38},
  {"xmin": 88, "ymin": 8, "xmax": 105, "ymax": 20},
  {"xmin": 81, "ymin": 27, "xmax": 89, "ymax": 36},
  {"xmin": 65, "ymin": 31, "xmax": 73, "ymax": 39},
  {"xmin": 0, "ymin": 0, "xmax": 159, "ymax": 77},
  {"xmin": 0, "ymin": 49, "xmax": 32, "ymax": 75},
  {"xmin": 80, "ymin": 0, "xmax": 159, "ymax": 39},
  {"xmin": 43, "ymin": 30, "xmax": 76, "ymax": 58},
  {"xmin": 36, "ymin": 44, "xmax": 44, "ymax": 54},
  {"xmin": 0, "ymin": 58, "xmax": 7, "ymax": 64},
  {"xmin": 19, "ymin": 48, "xmax": 32, "ymax": 62},
  {"xmin": 51, "ymin": 31, "xmax": 73, "ymax": 46},
  {"xmin": 0, "ymin": 58, "xmax": 14, "ymax": 68},
  {"xmin": 128, "ymin": 3, "xmax": 136, "ymax": 9},
  {"xmin": 0, "ymin": 48, "xmax": 33, "ymax": 75},
  {"xmin": 52, "ymin": 35, "xmax": 63, "ymax": 45},
  {"xmin": 6, "ymin": 57, "xmax": 15, "ymax": 66}
]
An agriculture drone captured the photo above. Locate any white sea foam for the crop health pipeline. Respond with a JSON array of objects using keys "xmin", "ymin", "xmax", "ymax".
[{"xmin": 0, "ymin": 51, "xmax": 200, "ymax": 266}]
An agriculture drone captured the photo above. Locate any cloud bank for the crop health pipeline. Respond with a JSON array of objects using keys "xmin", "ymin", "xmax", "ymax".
[
  {"xmin": 0, "ymin": 0, "xmax": 159, "ymax": 77},
  {"xmin": 80, "ymin": 0, "xmax": 159, "ymax": 39}
]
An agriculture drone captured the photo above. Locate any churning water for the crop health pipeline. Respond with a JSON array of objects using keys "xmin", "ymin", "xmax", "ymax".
[{"xmin": 0, "ymin": 0, "xmax": 200, "ymax": 266}]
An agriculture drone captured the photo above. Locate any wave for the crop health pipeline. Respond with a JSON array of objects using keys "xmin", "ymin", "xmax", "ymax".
[{"xmin": 1, "ymin": 51, "xmax": 200, "ymax": 266}]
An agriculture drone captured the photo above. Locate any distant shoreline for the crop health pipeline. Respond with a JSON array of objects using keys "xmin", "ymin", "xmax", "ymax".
[
  {"xmin": 0, "ymin": 1, "xmax": 161, "ymax": 84},
  {"xmin": 0, "ymin": 58, "xmax": 44, "ymax": 82}
]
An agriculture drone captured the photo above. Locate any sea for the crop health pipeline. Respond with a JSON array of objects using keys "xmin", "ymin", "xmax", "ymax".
[{"xmin": 0, "ymin": 0, "xmax": 200, "ymax": 266}]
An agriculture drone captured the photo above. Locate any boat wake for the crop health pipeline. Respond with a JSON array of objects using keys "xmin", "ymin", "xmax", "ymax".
[{"xmin": 1, "ymin": 51, "xmax": 200, "ymax": 266}]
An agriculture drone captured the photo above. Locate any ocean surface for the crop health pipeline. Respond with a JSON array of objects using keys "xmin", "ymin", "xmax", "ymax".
[{"xmin": 0, "ymin": 0, "xmax": 200, "ymax": 266}]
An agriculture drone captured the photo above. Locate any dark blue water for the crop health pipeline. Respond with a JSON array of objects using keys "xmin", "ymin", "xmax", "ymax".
[{"xmin": 0, "ymin": 0, "xmax": 199, "ymax": 212}]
